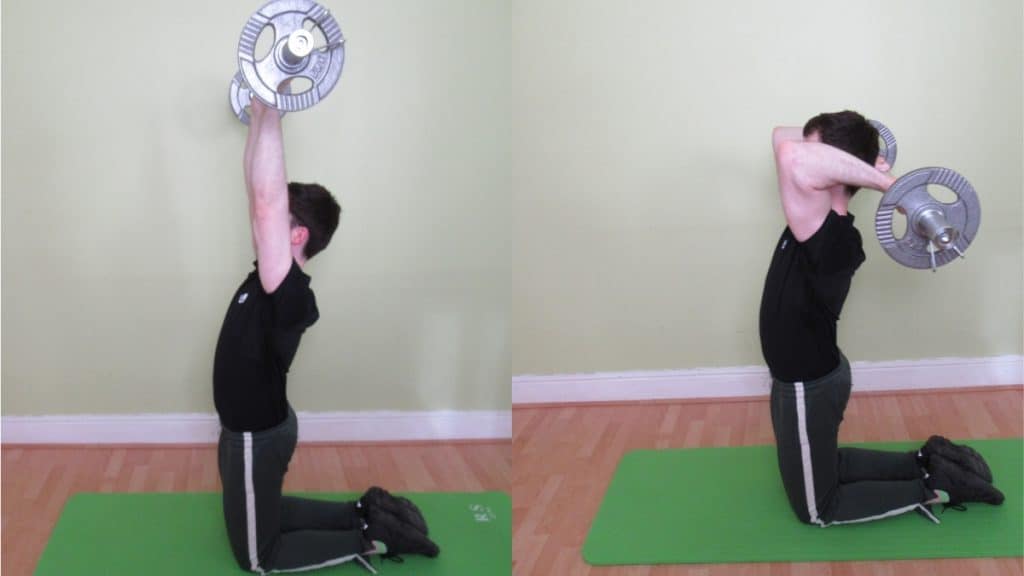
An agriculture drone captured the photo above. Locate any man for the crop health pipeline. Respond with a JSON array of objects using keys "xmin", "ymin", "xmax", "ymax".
[
  {"xmin": 759, "ymin": 110, "xmax": 1004, "ymax": 526},
  {"xmin": 213, "ymin": 98, "xmax": 439, "ymax": 573}
]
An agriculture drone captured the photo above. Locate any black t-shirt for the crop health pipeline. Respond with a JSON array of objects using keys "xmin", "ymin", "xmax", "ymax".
[
  {"xmin": 213, "ymin": 260, "xmax": 319, "ymax": 432},
  {"xmin": 758, "ymin": 210, "xmax": 865, "ymax": 382}
]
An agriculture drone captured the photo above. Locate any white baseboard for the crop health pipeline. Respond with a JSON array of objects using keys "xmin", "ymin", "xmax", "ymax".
[
  {"xmin": 511, "ymin": 355, "xmax": 1024, "ymax": 405},
  {"xmin": 0, "ymin": 410, "xmax": 511, "ymax": 445}
]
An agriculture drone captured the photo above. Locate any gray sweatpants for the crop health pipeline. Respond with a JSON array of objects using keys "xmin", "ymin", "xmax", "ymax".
[
  {"xmin": 769, "ymin": 353, "xmax": 933, "ymax": 526},
  {"xmin": 218, "ymin": 407, "xmax": 369, "ymax": 573}
]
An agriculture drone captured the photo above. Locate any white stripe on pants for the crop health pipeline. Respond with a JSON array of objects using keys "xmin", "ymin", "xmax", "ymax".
[
  {"xmin": 244, "ymin": 432, "xmax": 262, "ymax": 573},
  {"xmin": 794, "ymin": 382, "xmax": 823, "ymax": 526}
]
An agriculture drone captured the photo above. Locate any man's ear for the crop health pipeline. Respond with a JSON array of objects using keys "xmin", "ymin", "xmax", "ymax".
[{"xmin": 291, "ymin": 226, "xmax": 309, "ymax": 246}]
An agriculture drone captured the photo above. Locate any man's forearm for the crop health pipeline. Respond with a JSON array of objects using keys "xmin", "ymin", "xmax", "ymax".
[
  {"xmin": 791, "ymin": 141, "xmax": 894, "ymax": 193},
  {"xmin": 247, "ymin": 107, "xmax": 288, "ymax": 211},
  {"xmin": 243, "ymin": 111, "xmax": 259, "ymax": 195}
]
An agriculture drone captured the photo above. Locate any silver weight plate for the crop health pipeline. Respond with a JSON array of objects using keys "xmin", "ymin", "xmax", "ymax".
[
  {"xmin": 869, "ymin": 119, "xmax": 897, "ymax": 169},
  {"xmin": 229, "ymin": 72, "xmax": 288, "ymax": 125},
  {"xmin": 238, "ymin": 0, "xmax": 345, "ymax": 113},
  {"xmin": 875, "ymin": 167, "xmax": 981, "ymax": 270}
]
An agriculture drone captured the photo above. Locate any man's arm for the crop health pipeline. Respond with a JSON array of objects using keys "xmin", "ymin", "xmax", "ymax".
[
  {"xmin": 245, "ymin": 99, "xmax": 293, "ymax": 293},
  {"xmin": 773, "ymin": 129, "xmax": 896, "ymax": 241},
  {"xmin": 771, "ymin": 126, "xmax": 804, "ymax": 154},
  {"xmin": 243, "ymin": 107, "xmax": 259, "ymax": 221}
]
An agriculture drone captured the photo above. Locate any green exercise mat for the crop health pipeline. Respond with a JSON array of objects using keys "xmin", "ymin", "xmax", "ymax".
[
  {"xmin": 584, "ymin": 439, "xmax": 1022, "ymax": 565},
  {"xmin": 36, "ymin": 491, "xmax": 510, "ymax": 575}
]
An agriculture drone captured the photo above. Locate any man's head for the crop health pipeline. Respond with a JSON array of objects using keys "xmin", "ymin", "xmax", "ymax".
[
  {"xmin": 803, "ymin": 110, "xmax": 880, "ymax": 197},
  {"xmin": 288, "ymin": 182, "xmax": 341, "ymax": 260}
]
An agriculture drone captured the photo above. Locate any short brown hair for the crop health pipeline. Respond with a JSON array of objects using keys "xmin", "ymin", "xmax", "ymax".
[
  {"xmin": 288, "ymin": 182, "xmax": 341, "ymax": 259},
  {"xmin": 803, "ymin": 110, "xmax": 880, "ymax": 197}
]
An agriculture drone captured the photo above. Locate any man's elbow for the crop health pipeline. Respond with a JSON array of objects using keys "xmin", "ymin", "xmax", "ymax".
[
  {"xmin": 771, "ymin": 127, "xmax": 797, "ymax": 151},
  {"xmin": 771, "ymin": 127, "xmax": 786, "ymax": 147},
  {"xmin": 774, "ymin": 139, "xmax": 801, "ymax": 170},
  {"xmin": 774, "ymin": 141, "xmax": 816, "ymax": 190},
  {"xmin": 251, "ymin": 196, "xmax": 288, "ymax": 221}
]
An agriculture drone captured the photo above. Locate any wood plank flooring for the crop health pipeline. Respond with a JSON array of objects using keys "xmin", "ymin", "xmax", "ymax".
[
  {"xmin": 1, "ymin": 441, "xmax": 510, "ymax": 575},
  {"xmin": 4, "ymin": 388, "xmax": 1021, "ymax": 575},
  {"xmin": 512, "ymin": 388, "xmax": 1023, "ymax": 576}
]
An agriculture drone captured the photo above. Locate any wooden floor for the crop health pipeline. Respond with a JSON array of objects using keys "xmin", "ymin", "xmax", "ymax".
[
  {"xmin": 5, "ymin": 390, "xmax": 1022, "ymax": 575},
  {"xmin": 512, "ymin": 388, "xmax": 1024, "ymax": 576},
  {"xmin": 1, "ymin": 440, "xmax": 510, "ymax": 576}
]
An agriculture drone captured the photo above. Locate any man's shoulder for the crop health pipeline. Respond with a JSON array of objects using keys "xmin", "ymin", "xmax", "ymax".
[{"xmin": 254, "ymin": 258, "xmax": 313, "ymax": 295}]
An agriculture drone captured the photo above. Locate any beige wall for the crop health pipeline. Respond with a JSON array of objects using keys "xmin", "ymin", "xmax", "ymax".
[
  {"xmin": 1, "ymin": 0, "xmax": 511, "ymax": 414},
  {"xmin": 4, "ymin": 0, "xmax": 1022, "ymax": 415},
  {"xmin": 511, "ymin": 0, "xmax": 1023, "ymax": 374}
]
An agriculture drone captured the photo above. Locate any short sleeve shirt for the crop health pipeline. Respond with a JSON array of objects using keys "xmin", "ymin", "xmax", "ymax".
[
  {"xmin": 758, "ymin": 211, "xmax": 865, "ymax": 382},
  {"xmin": 213, "ymin": 260, "xmax": 319, "ymax": 432}
]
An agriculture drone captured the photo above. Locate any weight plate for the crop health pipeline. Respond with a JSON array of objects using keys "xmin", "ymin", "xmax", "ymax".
[
  {"xmin": 238, "ymin": 0, "xmax": 345, "ymax": 112},
  {"xmin": 229, "ymin": 72, "xmax": 288, "ymax": 125},
  {"xmin": 869, "ymin": 119, "xmax": 897, "ymax": 170},
  {"xmin": 875, "ymin": 167, "xmax": 981, "ymax": 270}
]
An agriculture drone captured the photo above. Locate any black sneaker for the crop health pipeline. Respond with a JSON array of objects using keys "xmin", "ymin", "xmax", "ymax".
[
  {"xmin": 360, "ymin": 486, "xmax": 430, "ymax": 535},
  {"xmin": 920, "ymin": 436, "xmax": 994, "ymax": 483},
  {"xmin": 365, "ymin": 507, "xmax": 440, "ymax": 558},
  {"xmin": 926, "ymin": 453, "xmax": 1004, "ymax": 506}
]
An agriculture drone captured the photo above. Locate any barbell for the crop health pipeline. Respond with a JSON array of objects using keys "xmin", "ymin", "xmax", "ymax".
[
  {"xmin": 228, "ymin": 0, "xmax": 345, "ymax": 124},
  {"xmin": 876, "ymin": 166, "xmax": 981, "ymax": 272},
  {"xmin": 230, "ymin": 72, "xmax": 288, "ymax": 125},
  {"xmin": 869, "ymin": 119, "xmax": 898, "ymax": 169},
  {"xmin": 870, "ymin": 121, "xmax": 981, "ymax": 272}
]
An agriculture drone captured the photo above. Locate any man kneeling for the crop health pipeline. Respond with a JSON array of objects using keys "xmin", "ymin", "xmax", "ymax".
[
  {"xmin": 213, "ymin": 99, "xmax": 440, "ymax": 572},
  {"xmin": 759, "ymin": 110, "xmax": 1004, "ymax": 526}
]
